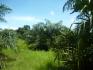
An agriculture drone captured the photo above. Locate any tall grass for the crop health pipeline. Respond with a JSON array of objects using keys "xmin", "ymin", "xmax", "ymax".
[{"xmin": 3, "ymin": 39, "xmax": 58, "ymax": 70}]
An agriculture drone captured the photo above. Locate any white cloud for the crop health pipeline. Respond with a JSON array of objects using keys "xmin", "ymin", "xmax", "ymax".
[
  {"xmin": 0, "ymin": 24, "xmax": 18, "ymax": 30},
  {"xmin": 1, "ymin": 16, "xmax": 44, "ymax": 29},
  {"xmin": 5, "ymin": 15, "xmax": 44, "ymax": 25},
  {"xmin": 50, "ymin": 11, "xmax": 55, "ymax": 16},
  {"xmin": 6, "ymin": 16, "xmax": 40, "ymax": 21}
]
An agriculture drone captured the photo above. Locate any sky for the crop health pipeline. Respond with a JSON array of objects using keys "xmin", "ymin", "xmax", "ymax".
[{"xmin": 0, "ymin": 0, "xmax": 78, "ymax": 29}]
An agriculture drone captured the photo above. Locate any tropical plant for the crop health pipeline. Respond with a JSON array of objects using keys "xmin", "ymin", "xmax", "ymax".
[
  {"xmin": 0, "ymin": 4, "xmax": 12, "ymax": 22},
  {"xmin": 0, "ymin": 29, "xmax": 17, "ymax": 69},
  {"xmin": 0, "ymin": 2, "xmax": 12, "ymax": 69},
  {"xmin": 17, "ymin": 25, "xmax": 31, "ymax": 44},
  {"xmin": 29, "ymin": 20, "xmax": 65, "ymax": 51},
  {"xmin": 62, "ymin": 0, "xmax": 93, "ymax": 70}
]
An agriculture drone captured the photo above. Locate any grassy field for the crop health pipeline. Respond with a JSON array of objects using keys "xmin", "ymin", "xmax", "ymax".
[{"xmin": 3, "ymin": 39, "xmax": 58, "ymax": 70}]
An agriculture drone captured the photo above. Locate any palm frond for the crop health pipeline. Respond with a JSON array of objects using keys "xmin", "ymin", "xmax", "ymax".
[
  {"xmin": 0, "ymin": 4, "xmax": 12, "ymax": 22},
  {"xmin": 63, "ymin": 0, "xmax": 74, "ymax": 12}
]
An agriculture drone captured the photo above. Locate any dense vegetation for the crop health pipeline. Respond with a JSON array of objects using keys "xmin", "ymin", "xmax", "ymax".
[{"xmin": 0, "ymin": 0, "xmax": 93, "ymax": 70}]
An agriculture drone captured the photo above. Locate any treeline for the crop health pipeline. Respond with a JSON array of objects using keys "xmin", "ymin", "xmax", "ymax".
[
  {"xmin": 16, "ymin": 20, "xmax": 69, "ymax": 51},
  {"xmin": 0, "ymin": 20, "xmax": 71, "ymax": 69}
]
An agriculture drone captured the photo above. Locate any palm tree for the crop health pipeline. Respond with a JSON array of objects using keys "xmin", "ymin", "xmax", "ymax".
[
  {"xmin": 0, "ymin": 2, "xmax": 12, "ymax": 69},
  {"xmin": 63, "ymin": 0, "xmax": 93, "ymax": 70},
  {"xmin": 63, "ymin": 0, "xmax": 93, "ymax": 23}
]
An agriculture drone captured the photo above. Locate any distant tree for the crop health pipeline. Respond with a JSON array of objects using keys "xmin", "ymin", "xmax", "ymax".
[
  {"xmin": 23, "ymin": 25, "xmax": 30, "ymax": 30},
  {"xmin": 30, "ymin": 20, "xmax": 67, "ymax": 51},
  {"xmin": 30, "ymin": 22, "xmax": 48, "ymax": 50},
  {"xmin": 0, "ymin": 30, "xmax": 16, "ymax": 50},
  {"xmin": 17, "ymin": 25, "xmax": 31, "ymax": 44}
]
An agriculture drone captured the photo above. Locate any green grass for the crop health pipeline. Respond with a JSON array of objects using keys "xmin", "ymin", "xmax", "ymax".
[{"xmin": 3, "ymin": 39, "xmax": 57, "ymax": 70}]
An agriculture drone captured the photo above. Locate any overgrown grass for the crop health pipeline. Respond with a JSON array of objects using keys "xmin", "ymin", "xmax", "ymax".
[{"xmin": 3, "ymin": 39, "xmax": 59, "ymax": 70}]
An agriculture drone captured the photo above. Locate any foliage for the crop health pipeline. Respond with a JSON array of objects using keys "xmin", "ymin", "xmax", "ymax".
[
  {"xmin": 0, "ymin": 4, "xmax": 12, "ymax": 22},
  {"xmin": 57, "ymin": 0, "xmax": 93, "ymax": 70},
  {"xmin": 0, "ymin": 30, "xmax": 16, "ymax": 50},
  {"xmin": 0, "ymin": 29, "xmax": 17, "ymax": 69},
  {"xmin": 29, "ymin": 20, "xmax": 68, "ymax": 51},
  {"xmin": 1, "ymin": 0, "xmax": 93, "ymax": 70},
  {"xmin": 17, "ymin": 25, "xmax": 31, "ymax": 44},
  {"xmin": 0, "ymin": 2, "xmax": 12, "ymax": 69},
  {"xmin": 53, "ymin": 28, "xmax": 78, "ymax": 69}
]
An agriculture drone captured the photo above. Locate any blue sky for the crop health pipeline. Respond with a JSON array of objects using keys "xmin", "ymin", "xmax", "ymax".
[{"xmin": 0, "ymin": 0, "xmax": 78, "ymax": 29}]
